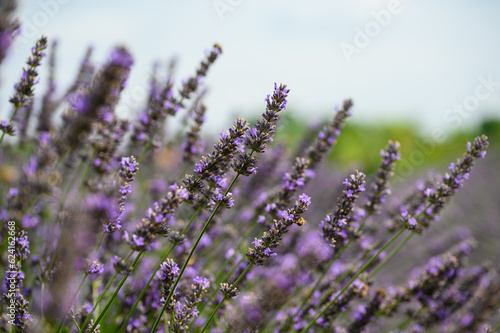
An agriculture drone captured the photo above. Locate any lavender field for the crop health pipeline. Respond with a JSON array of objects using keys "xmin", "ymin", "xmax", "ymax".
[{"xmin": 1, "ymin": 1, "xmax": 500, "ymax": 333}]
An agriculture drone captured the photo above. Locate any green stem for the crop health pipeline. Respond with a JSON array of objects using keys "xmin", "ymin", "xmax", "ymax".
[
  {"xmin": 370, "ymin": 232, "xmax": 413, "ymax": 278},
  {"xmin": 361, "ymin": 231, "xmax": 390, "ymax": 260},
  {"xmin": 298, "ymin": 227, "xmax": 406, "ymax": 333},
  {"xmin": 118, "ymin": 205, "xmax": 203, "ymax": 331},
  {"xmin": 47, "ymin": 162, "xmax": 89, "ymax": 280},
  {"xmin": 150, "ymin": 175, "xmax": 241, "ymax": 333},
  {"xmin": 201, "ymin": 263, "xmax": 253, "ymax": 333},
  {"xmin": 41, "ymin": 282, "xmax": 45, "ymax": 319},
  {"xmin": 196, "ymin": 255, "xmax": 245, "ymax": 321},
  {"xmin": 77, "ymin": 155, "xmax": 93, "ymax": 193},
  {"xmin": 396, "ymin": 312, "xmax": 415, "ymax": 330},
  {"xmin": 95, "ymin": 232, "xmax": 105, "ymax": 254},
  {"xmin": 118, "ymin": 245, "xmax": 174, "ymax": 331},
  {"xmin": 150, "ymin": 205, "xmax": 223, "ymax": 332},
  {"xmin": 0, "ymin": 130, "xmax": 6, "ymax": 144},
  {"xmin": 54, "ymin": 274, "xmax": 88, "ymax": 333},
  {"xmin": 366, "ymin": 203, "xmax": 434, "ymax": 278},
  {"xmin": 92, "ymin": 280, "xmax": 99, "ymax": 317},
  {"xmin": 59, "ymin": 159, "xmax": 85, "ymax": 210},
  {"xmin": 72, "ymin": 318, "xmax": 81, "ymax": 331},
  {"xmin": 279, "ymin": 244, "xmax": 348, "ymax": 332},
  {"xmin": 0, "ymin": 105, "xmax": 20, "ymax": 144},
  {"xmin": 85, "ymin": 251, "xmax": 142, "ymax": 333},
  {"xmin": 137, "ymin": 96, "xmax": 184, "ymax": 164}
]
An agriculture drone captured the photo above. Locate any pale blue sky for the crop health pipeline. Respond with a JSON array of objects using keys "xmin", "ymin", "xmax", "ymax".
[{"xmin": 2, "ymin": 0, "xmax": 500, "ymax": 136}]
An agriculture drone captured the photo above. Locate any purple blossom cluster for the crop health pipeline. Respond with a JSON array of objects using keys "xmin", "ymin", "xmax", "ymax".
[
  {"xmin": 321, "ymin": 170, "xmax": 366, "ymax": 249},
  {"xmin": 0, "ymin": 9, "xmax": 499, "ymax": 333}
]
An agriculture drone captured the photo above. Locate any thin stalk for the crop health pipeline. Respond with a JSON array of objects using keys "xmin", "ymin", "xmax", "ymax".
[
  {"xmin": 59, "ymin": 157, "xmax": 85, "ymax": 208},
  {"xmin": 47, "ymin": 161, "xmax": 88, "ymax": 277},
  {"xmin": 201, "ymin": 263, "xmax": 253, "ymax": 333},
  {"xmin": 53, "ymin": 274, "xmax": 88, "ymax": 333},
  {"xmin": 118, "ymin": 205, "xmax": 203, "ymax": 331},
  {"xmin": 118, "ymin": 245, "xmax": 174, "ymax": 331},
  {"xmin": 75, "ymin": 250, "xmax": 134, "ymax": 332},
  {"xmin": 278, "ymin": 244, "xmax": 349, "ymax": 332},
  {"xmin": 92, "ymin": 279, "xmax": 99, "ymax": 316},
  {"xmin": 77, "ymin": 155, "xmax": 93, "ymax": 193},
  {"xmin": 298, "ymin": 227, "xmax": 406, "ymax": 333},
  {"xmin": 72, "ymin": 318, "xmax": 81, "ymax": 331},
  {"xmin": 150, "ymin": 174, "xmax": 241, "ymax": 333},
  {"xmin": 370, "ymin": 232, "xmax": 413, "ymax": 278},
  {"xmin": 41, "ymin": 283, "xmax": 45, "ymax": 319},
  {"xmin": 95, "ymin": 232, "xmax": 105, "ymax": 254},
  {"xmin": 396, "ymin": 312, "xmax": 415, "ymax": 331},
  {"xmin": 368, "ymin": 202, "xmax": 432, "ymax": 277},
  {"xmin": 196, "ymin": 255, "xmax": 245, "ymax": 320},
  {"xmin": 48, "ymin": 155, "xmax": 96, "ymax": 284},
  {"xmin": 85, "ymin": 252, "xmax": 142, "ymax": 333},
  {"xmin": 0, "ymin": 105, "xmax": 21, "ymax": 144},
  {"xmin": 391, "ymin": 306, "xmax": 427, "ymax": 332},
  {"xmin": 314, "ymin": 231, "xmax": 390, "ymax": 308},
  {"xmin": 137, "ymin": 96, "xmax": 184, "ymax": 164},
  {"xmin": 361, "ymin": 231, "xmax": 390, "ymax": 260}
]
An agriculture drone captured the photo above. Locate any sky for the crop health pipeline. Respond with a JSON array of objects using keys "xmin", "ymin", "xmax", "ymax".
[{"xmin": 1, "ymin": 0, "xmax": 500, "ymax": 137}]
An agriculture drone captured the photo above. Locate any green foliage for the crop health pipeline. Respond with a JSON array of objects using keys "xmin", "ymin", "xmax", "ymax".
[{"xmin": 276, "ymin": 114, "xmax": 500, "ymax": 175}]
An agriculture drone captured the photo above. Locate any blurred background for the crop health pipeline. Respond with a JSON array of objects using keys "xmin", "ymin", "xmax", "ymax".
[{"xmin": 1, "ymin": 0, "xmax": 500, "ymax": 136}]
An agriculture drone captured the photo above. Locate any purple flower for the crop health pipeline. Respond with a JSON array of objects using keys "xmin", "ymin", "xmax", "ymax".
[
  {"xmin": 8, "ymin": 36, "xmax": 47, "ymax": 109},
  {"xmin": 299, "ymin": 193, "xmax": 311, "ymax": 205},
  {"xmin": 87, "ymin": 261, "xmax": 104, "ymax": 276},
  {"xmin": 193, "ymin": 276, "xmax": 210, "ymax": 290},
  {"xmin": 132, "ymin": 234, "xmax": 145, "ymax": 247},
  {"xmin": 160, "ymin": 259, "xmax": 180, "ymax": 281},
  {"xmin": 71, "ymin": 92, "xmax": 90, "ymax": 113},
  {"xmin": 460, "ymin": 312, "xmax": 473, "ymax": 327},
  {"xmin": 110, "ymin": 47, "xmax": 134, "ymax": 67},
  {"xmin": 9, "ymin": 187, "xmax": 18, "ymax": 197},
  {"xmin": 322, "ymin": 170, "xmax": 366, "ymax": 249}
]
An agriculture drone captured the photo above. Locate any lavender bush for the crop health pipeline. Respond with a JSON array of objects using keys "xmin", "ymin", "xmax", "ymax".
[{"xmin": 1, "ymin": 12, "xmax": 500, "ymax": 333}]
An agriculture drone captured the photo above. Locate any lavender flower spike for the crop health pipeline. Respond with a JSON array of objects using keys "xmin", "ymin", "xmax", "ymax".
[
  {"xmin": 125, "ymin": 183, "xmax": 188, "ymax": 251},
  {"xmin": 321, "ymin": 170, "xmax": 366, "ymax": 249},
  {"xmin": 364, "ymin": 140, "xmax": 401, "ymax": 215},
  {"xmin": 159, "ymin": 259, "xmax": 180, "ymax": 305},
  {"xmin": 0, "ymin": 36, "xmax": 47, "ymax": 143},
  {"xmin": 169, "ymin": 276, "xmax": 210, "ymax": 332},
  {"xmin": 247, "ymin": 193, "xmax": 311, "ymax": 265},
  {"xmin": 306, "ymin": 99, "xmax": 354, "ymax": 169},
  {"xmin": 103, "ymin": 156, "xmax": 139, "ymax": 233},
  {"xmin": 182, "ymin": 100, "xmax": 207, "ymax": 163},
  {"xmin": 57, "ymin": 46, "xmax": 133, "ymax": 155},
  {"xmin": 232, "ymin": 83, "xmax": 290, "ymax": 177},
  {"xmin": 9, "ymin": 36, "xmax": 47, "ymax": 108},
  {"xmin": 243, "ymin": 83, "xmax": 290, "ymax": 153},
  {"xmin": 417, "ymin": 134, "xmax": 489, "ymax": 230},
  {"xmin": 0, "ymin": 0, "xmax": 20, "ymax": 64},
  {"xmin": 179, "ymin": 44, "xmax": 222, "ymax": 99},
  {"xmin": 183, "ymin": 118, "xmax": 249, "ymax": 200}
]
